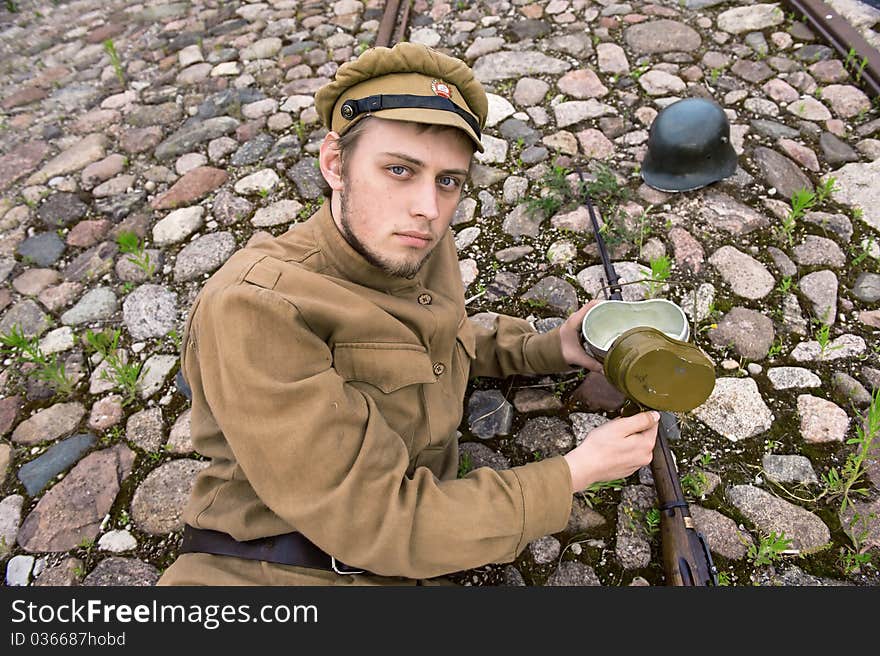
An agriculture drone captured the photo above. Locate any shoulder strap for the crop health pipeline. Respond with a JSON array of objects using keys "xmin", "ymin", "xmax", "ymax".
[{"xmin": 243, "ymin": 257, "xmax": 282, "ymax": 290}]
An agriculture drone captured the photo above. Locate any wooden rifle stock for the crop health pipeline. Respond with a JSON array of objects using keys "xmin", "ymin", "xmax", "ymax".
[
  {"xmin": 576, "ymin": 167, "xmax": 718, "ymax": 586},
  {"xmin": 653, "ymin": 413, "xmax": 718, "ymax": 586}
]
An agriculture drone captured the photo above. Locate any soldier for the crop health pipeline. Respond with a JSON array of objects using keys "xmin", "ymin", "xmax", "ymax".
[{"xmin": 158, "ymin": 42, "xmax": 659, "ymax": 586}]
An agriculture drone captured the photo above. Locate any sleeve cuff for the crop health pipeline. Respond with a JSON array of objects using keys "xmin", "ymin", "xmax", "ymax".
[
  {"xmin": 523, "ymin": 326, "xmax": 573, "ymax": 374},
  {"xmin": 510, "ymin": 456, "xmax": 573, "ymax": 556}
]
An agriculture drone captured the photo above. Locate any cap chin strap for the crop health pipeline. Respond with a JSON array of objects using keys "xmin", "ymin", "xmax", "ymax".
[{"xmin": 340, "ymin": 94, "xmax": 481, "ymax": 139}]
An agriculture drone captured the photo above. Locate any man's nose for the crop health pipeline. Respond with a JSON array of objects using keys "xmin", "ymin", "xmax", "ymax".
[{"xmin": 410, "ymin": 178, "xmax": 441, "ymax": 221}]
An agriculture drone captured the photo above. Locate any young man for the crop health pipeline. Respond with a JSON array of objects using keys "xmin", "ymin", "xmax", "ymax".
[{"xmin": 158, "ymin": 43, "xmax": 658, "ymax": 586}]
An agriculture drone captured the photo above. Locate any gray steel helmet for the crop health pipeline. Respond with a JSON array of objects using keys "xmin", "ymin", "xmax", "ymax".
[{"xmin": 640, "ymin": 97, "xmax": 737, "ymax": 193}]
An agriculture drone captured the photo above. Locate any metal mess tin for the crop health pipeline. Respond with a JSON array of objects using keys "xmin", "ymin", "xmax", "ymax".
[
  {"xmin": 581, "ymin": 298, "xmax": 689, "ymax": 361},
  {"xmin": 581, "ymin": 300, "xmax": 715, "ymax": 412}
]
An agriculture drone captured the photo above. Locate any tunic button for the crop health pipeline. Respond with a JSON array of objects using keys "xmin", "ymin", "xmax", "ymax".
[
  {"xmin": 418, "ymin": 293, "xmax": 432, "ymax": 305},
  {"xmin": 433, "ymin": 362, "xmax": 445, "ymax": 376}
]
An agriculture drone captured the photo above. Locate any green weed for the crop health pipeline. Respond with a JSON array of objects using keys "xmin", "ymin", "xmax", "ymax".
[
  {"xmin": 103, "ymin": 39, "xmax": 125, "ymax": 86},
  {"xmin": 747, "ymin": 531, "xmax": 793, "ymax": 566},
  {"xmin": 844, "ymin": 47, "xmax": 871, "ymax": 82},
  {"xmin": 525, "ymin": 164, "xmax": 572, "ymax": 219},
  {"xmin": 764, "ymin": 438, "xmax": 783, "ymax": 453},
  {"xmin": 458, "ymin": 451, "xmax": 473, "ymax": 478},
  {"xmin": 778, "ymin": 188, "xmax": 816, "ymax": 246},
  {"xmin": 851, "ymin": 241, "xmax": 872, "ymax": 267},
  {"xmin": 838, "ymin": 546, "xmax": 874, "ymax": 576},
  {"xmin": 99, "ymin": 424, "xmax": 124, "ymax": 447},
  {"xmin": 837, "ymin": 511, "xmax": 876, "ymax": 576},
  {"xmin": 83, "ymin": 328, "xmax": 147, "ymax": 406},
  {"xmin": 815, "ymin": 322, "xmax": 831, "ymax": 353},
  {"xmin": 856, "ymin": 56, "xmax": 869, "ymax": 83},
  {"xmin": 144, "ymin": 450, "xmax": 165, "ymax": 463},
  {"xmin": 585, "ymin": 165, "xmax": 633, "ymax": 247},
  {"xmin": 644, "ymin": 508, "xmax": 661, "ymax": 536},
  {"xmin": 293, "ymin": 120, "xmax": 308, "ymax": 142},
  {"xmin": 167, "ymin": 329, "xmax": 182, "ymax": 351},
  {"xmin": 630, "ymin": 63, "xmax": 650, "ymax": 80},
  {"xmin": 776, "ymin": 275, "xmax": 794, "ymax": 294},
  {"xmin": 117, "ymin": 231, "xmax": 155, "ymax": 279},
  {"xmin": 495, "ymin": 79, "xmax": 515, "ymax": 97},
  {"xmin": 526, "ymin": 163, "xmax": 632, "ymax": 252},
  {"xmin": 635, "ymin": 206, "xmax": 653, "ymax": 258},
  {"xmin": 811, "ymin": 313, "xmax": 838, "ymax": 356},
  {"xmin": 0, "ymin": 325, "xmax": 76, "ymax": 396},
  {"xmin": 584, "ymin": 163, "xmax": 630, "ymax": 207},
  {"xmin": 821, "ymin": 387, "xmax": 880, "ymax": 513},
  {"xmin": 767, "ymin": 337, "xmax": 784, "ymax": 359},
  {"xmin": 646, "ymin": 254, "xmax": 671, "ymax": 298},
  {"xmin": 578, "ymin": 478, "xmax": 625, "ymax": 509},
  {"xmin": 681, "ymin": 470, "xmax": 709, "ymax": 498},
  {"xmin": 814, "ymin": 176, "xmax": 838, "ymax": 204}
]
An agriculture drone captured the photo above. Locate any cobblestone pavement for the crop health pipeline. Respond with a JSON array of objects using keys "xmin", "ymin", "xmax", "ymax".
[{"xmin": 1, "ymin": 0, "xmax": 879, "ymax": 587}]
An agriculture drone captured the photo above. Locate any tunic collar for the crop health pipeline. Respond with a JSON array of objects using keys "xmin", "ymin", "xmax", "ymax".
[{"xmin": 311, "ymin": 200, "xmax": 425, "ymax": 293}]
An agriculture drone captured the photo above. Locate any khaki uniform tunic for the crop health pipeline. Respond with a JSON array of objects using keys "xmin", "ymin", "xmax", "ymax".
[{"xmin": 159, "ymin": 203, "xmax": 574, "ymax": 586}]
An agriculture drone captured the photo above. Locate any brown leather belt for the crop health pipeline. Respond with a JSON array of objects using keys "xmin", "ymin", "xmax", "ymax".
[{"xmin": 179, "ymin": 526, "xmax": 370, "ymax": 575}]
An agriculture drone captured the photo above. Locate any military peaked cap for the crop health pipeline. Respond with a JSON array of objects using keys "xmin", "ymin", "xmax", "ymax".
[{"xmin": 315, "ymin": 42, "xmax": 488, "ymax": 152}]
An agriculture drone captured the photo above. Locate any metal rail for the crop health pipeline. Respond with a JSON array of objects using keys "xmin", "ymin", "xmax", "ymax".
[
  {"xmin": 375, "ymin": 0, "xmax": 880, "ymax": 98},
  {"xmin": 375, "ymin": 0, "xmax": 412, "ymax": 48},
  {"xmin": 782, "ymin": 0, "xmax": 880, "ymax": 97}
]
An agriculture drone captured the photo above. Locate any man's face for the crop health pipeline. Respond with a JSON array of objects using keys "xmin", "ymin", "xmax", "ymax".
[{"xmin": 329, "ymin": 118, "xmax": 473, "ymax": 278}]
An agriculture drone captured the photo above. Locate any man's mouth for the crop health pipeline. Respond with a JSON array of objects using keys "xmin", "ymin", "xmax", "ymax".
[{"xmin": 394, "ymin": 231, "xmax": 432, "ymax": 248}]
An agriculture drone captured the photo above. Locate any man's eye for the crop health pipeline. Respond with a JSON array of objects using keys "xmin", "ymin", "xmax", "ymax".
[
  {"xmin": 439, "ymin": 176, "xmax": 461, "ymax": 189},
  {"xmin": 388, "ymin": 165, "xmax": 408, "ymax": 176}
]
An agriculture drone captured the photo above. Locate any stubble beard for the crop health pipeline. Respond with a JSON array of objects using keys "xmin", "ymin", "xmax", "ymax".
[{"xmin": 338, "ymin": 188, "xmax": 428, "ymax": 279}]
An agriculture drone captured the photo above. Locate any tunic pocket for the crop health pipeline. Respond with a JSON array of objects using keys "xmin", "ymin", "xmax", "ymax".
[
  {"xmin": 332, "ymin": 342, "xmax": 436, "ymax": 454},
  {"xmin": 333, "ymin": 342, "xmax": 436, "ymax": 392}
]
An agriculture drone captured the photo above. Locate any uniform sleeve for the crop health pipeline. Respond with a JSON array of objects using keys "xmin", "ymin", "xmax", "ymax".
[
  {"xmin": 467, "ymin": 314, "xmax": 573, "ymax": 379},
  {"xmin": 193, "ymin": 283, "xmax": 573, "ymax": 579}
]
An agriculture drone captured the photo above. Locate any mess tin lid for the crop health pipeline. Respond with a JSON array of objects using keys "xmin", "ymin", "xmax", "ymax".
[{"xmin": 604, "ymin": 326, "xmax": 716, "ymax": 412}]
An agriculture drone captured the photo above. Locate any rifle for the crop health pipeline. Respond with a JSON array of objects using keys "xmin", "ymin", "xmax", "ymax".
[{"xmin": 576, "ymin": 167, "xmax": 718, "ymax": 586}]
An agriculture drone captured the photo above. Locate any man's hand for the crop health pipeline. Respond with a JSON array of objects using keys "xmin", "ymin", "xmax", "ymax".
[
  {"xmin": 563, "ymin": 410, "xmax": 660, "ymax": 492},
  {"xmin": 559, "ymin": 299, "xmax": 603, "ymax": 373}
]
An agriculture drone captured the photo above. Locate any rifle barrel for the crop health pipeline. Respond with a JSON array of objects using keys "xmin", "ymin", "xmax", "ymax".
[{"xmin": 575, "ymin": 167, "xmax": 622, "ymax": 300}]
